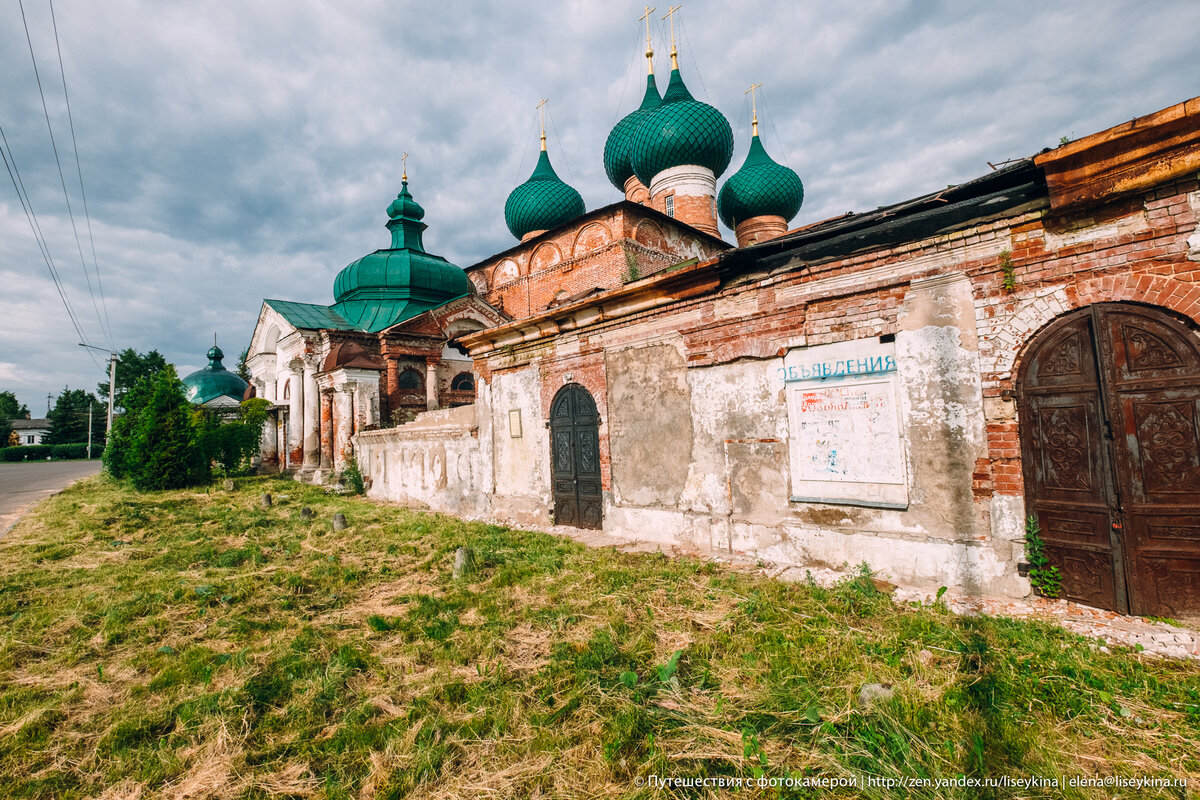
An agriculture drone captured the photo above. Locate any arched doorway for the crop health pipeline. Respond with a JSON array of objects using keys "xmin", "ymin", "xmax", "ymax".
[
  {"xmin": 1017, "ymin": 303, "xmax": 1200, "ymax": 616},
  {"xmin": 550, "ymin": 384, "xmax": 603, "ymax": 529}
]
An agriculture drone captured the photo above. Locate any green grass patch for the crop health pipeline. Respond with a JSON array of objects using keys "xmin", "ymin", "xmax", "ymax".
[{"xmin": 0, "ymin": 475, "xmax": 1196, "ymax": 798}]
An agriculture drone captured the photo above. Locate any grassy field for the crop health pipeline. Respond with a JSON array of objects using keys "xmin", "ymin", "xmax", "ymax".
[{"xmin": 0, "ymin": 476, "xmax": 1198, "ymax": 799}]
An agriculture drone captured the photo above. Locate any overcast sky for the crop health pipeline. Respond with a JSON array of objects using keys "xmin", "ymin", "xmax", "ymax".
[{"xmin": 2, "ymin": 0, "xmax": 1198, "ymax": 416}]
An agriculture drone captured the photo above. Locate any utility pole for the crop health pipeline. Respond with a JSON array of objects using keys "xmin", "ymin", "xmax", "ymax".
[
  {"xmin": 78, "ymin": 344, "xmax": 118, "ymax": 438},
  {"xmin": 107, "ymin": 353, "xmax": 116, "ymax": 434},
  {"xmin": 87, "ymin": 404, "xmax": 93, "ymax": 459}
]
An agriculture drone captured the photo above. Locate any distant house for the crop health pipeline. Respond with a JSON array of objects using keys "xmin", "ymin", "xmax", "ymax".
[{"xmin": 12, "ymin": 418, "xmax": 49, "ymax": 446}]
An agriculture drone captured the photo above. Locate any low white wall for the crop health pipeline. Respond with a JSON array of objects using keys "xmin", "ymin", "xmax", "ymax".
[{"xmin": 354, "ymin": 404, "xmax": 490, "ymax": 517}]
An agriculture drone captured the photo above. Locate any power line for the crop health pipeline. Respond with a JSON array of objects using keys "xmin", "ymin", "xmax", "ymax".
[
  {"xmin": 18, "ymin": 0, "xmax": 108, "ymax": 354},
  {"xmin": 0, "ymin": 125, "xmax": 102, "ymax": 371},
  {"xmin": 546, "ymin": 104, "xmax": 576, "ymax": 187},
  {"xmin": 49, "ymin": 0, "xmax": 114, "ymax": 350}
]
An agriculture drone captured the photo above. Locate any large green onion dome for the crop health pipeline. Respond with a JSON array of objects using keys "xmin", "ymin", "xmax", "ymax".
[
  {"xmin": 717, "ymin": 133, "xmax": 805, "ymax": 229},
  {"xmin": 182, "ymin": 345, "xmax": 249, "ymax": 406},
  {"xmin": 603, "ymin": 73, "xmax": 661, "ymax": 190},
  {"xmin": 629, "ymin": 67, "xmax": 734, "ymax": 187},
  {"xmin": 504, "ymin": 145, "xmax": 585, "ymax": 240},
  {"xmin": 332, "ymin": 181, "xmax": 471, "ymax": 332}
]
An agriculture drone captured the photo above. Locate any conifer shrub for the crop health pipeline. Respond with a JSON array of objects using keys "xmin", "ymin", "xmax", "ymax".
[{"xmin": 125, "ymin": 368, "xmax": 210, "ymax": 491}]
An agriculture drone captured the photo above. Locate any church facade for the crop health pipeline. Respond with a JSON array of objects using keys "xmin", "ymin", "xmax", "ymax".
[{"xmin": 253, "ymin": 35, "xmax": 1200, "ymax": 615}]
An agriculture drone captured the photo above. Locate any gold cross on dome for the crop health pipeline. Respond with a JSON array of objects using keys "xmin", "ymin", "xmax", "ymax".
[
  {"xmin": 401, "ymin": 152, "xmax": 409, "ymax": 182},
  {"xmin": 746, "ymin": 83, "xmax": 762, "ymax": 136},
  {"xmin": 536, "ymin": 98, "xmax": 549, "ymax": 151},
  {"xmin": 640, "ymin": 6, "xmax": 656, "ymax": 71},
  {"xmin": 662, "ymin": 5, "xmax": 681, "ymax": 67}
]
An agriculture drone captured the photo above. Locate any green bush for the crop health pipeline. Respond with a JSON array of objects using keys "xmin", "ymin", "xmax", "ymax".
[
  {"xmin": 0, "ymin": 443, "xmax": 92, "ymax": 461},
  {"xmin": 51, "ymin": 443, "xmax": 90, "ymax": 459},
  {"xmin": 1, "ymin": 445, "xmax": 52, "ymax": 462},
  {"xmin": 126, "ymin": 369, "xmax": 210, "ymax": 491},
  {"xmin": 194, "ymin": 398, "xmax": 270, "ymax": 477}
]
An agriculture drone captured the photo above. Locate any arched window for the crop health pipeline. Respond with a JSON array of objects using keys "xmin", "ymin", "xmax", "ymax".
[
  {"xmin": 282, "ymin": 379, "xmax": 290, "ymax": 400},
  {"xmin": 451, "ymin": 372, "xmax": 475, "ymax": 392},
  {"xmin": 397, "ymin": 368, "xmax": 423, "ymax": 391}
]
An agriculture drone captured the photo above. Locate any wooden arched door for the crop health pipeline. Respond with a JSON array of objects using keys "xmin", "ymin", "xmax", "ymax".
[
  {"xmin": 550, "ymin": 384, "xmax": 603, "ymax": 529},
  {"xmin": 1018, "ymin": 303, "xmax": 1200, "ymax": 616}
]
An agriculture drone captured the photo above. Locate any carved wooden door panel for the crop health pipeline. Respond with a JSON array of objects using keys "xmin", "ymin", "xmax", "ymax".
[
  {"xmin": 1019, "ymin": 304, "xmax": 1200, "ymax": 616},
  {"xmin": 1095, "ymin": 307, "xmax": 1200, "ymax": 616},
  {"xmin": 1019, "ymin": 311, "xmax": 1126, "ymax": 612},
  {"xmin": 550, "ymin": 384, "xmax": 603, "ymax": 529}
]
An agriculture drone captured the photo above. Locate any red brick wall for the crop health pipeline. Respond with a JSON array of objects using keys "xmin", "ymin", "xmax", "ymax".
[
  {"xmin": 467, "ymin": 206, "xmax": 725, "ymax": 320},
  {"xmin": 478, "ymin": 172, "xmax": 1200, "ymax": 514}
]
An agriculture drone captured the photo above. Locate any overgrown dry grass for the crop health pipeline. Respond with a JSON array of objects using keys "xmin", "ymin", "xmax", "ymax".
[{"xmin": 0, "ymin": 475, "xmax": 1198, "ymax": 799}]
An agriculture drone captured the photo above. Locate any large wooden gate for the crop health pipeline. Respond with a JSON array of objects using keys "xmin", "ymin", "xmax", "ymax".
[
  {"xmin": 550, "ymin": 384, "xmax": 603, "ymax": 529},
  {"xmin": 1018, "ymin": 304, "xmax": 1200, "ymax": 616}
]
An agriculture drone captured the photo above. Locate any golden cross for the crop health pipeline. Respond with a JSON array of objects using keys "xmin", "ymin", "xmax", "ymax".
[
  {"xmin": 536, "ymin": 98, "xmax": 549, "ymax": 151},
  {"xmin": 401, "ymin": 152, "xmax": 408, "ymax": 182},
  {"xmin": 661, "ymin": 5, "xmax": 681, "ymax": 67},
  {"xmin": 746, "ymin": 83, "xmax": 762, "ymax": 136},
  {"xmin": 640, "ymin": 6, "xmax": 656, "ymax": 71}
]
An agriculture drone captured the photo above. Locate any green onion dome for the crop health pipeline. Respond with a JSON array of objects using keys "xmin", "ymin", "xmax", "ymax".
[
  {"xmin": 629, "ymin": 67, "xmax": 734, "ymax": 187},
  {"xmin": 332, "ymin": 181, "xmax": 471, "ymax": 332},
  {"xmin": 603, "ymin": 73, "xmax": 661, "ymax": 190},
  {"xmin": 717, "ymin": 133, "xmax": 805, "ymax": 229},
  {"xmin": 182, "ymin": 345, "xmax": 249, "ymax": 406},
  {"xmin": 504, "ymin": 147, "xmax": 586, "ymax": 240}
]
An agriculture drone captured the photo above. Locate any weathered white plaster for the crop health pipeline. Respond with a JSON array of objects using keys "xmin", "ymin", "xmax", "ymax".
[
  {"xmin": 1043, "ymin": 208, "xmax": 1149, "ymax": 250},
  {"xmin": 355, "ymin": 404, "xmax": 489, "ymax": 516},
  {"xmin": 648, "ymin": 164, "xmax": 717, "ymax": 199}
]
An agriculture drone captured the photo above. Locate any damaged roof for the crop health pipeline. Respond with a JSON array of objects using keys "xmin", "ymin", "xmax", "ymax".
[{"xmin": 720, "ymin": 159, "xmax": 1048, "ymax": 273}]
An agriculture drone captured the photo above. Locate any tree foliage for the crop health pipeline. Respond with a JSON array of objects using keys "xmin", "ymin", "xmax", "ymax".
[
  {"xmin": 0, "ymin": 390, "xmax": 30, "ymax": 447},
  {"xmin": 195, "ymin": 398, "xmax": 270, "ymax": 476},
  {"xmin": 103, "ymin": 368, "xmax": 270, "ymax": 488},
  {"xmin": 236, "ymin": 348, "xmax": 251, "ymax": 383},
  {"xmin": 98, "ymin": 349, "xmax": 170, "ymax": 413},
  {"xmin": 45, "ymin": 388, "xmax": 106, "ymax": 445},
  {"xmin": 125, "ymin": 368, "xmax": 210, "ymax": 491}
]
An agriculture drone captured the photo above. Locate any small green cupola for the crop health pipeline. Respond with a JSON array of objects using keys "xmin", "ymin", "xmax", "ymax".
[
  {"xmin": 604, "ymin": 74, "xmax": 662, "ymax": 190},
  {"xmin": 629, "ymin": 64, "xmax": 734, "ymax": 187},
  {"xmin": 182, "ymin": 341, "xmax": 249, "ymax": 406},
  {"xmin": 717, "ymin": 133, "xmax": 804, "ymax": 229},
  {"xmin": 504, "ymin": 118, "xmax": 585, "ymax": 241},
  {"xmin": 332, "ymin": 178, "xmax": 471, "ymax": 332}
]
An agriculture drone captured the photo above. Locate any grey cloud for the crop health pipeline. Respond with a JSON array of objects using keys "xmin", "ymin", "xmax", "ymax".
[{"xmin": 2, "ymin": 0, "xmax": 1199, "ymax": 413}]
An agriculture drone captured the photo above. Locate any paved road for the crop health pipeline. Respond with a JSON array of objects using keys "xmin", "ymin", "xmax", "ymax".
[{"xmin": 0, "ymin": 460, "xmax": 103, "ymax": 536}]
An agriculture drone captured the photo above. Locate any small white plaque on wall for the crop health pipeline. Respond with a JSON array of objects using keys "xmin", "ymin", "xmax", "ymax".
[{"xmin": 781, "ymin": 338, "xmax": 909, "ymax": 508}]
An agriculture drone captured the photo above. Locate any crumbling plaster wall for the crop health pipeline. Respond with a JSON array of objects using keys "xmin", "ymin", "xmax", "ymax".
[
  {"xmin": 594, "ymin": 272, "xmax": 1025, "ymax": 596},
  {"xmin": 355, "ymin": 403, "xmax": 489, "ymax": 516},
  {"xmin": 486, "ymin": 367, "xmax": 553, "ymax": 526}
]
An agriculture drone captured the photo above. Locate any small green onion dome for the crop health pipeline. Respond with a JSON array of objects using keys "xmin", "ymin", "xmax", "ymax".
[
  {"xmin": 629, "ymin": 67, "xmax": 733, "ymax": 187},
  {"xmin": 332, "ymin": 181, "xmax": 471, "ymax": 331},
  {"xmin": 717, "ymin": 133, "xmax": 804, "ymax": 229},
  {"xmin": 603, "ymin": 73, "xmax": 661, "ymax": 190},
  {"xmin": 182, "ymin": 345, "xmax": 249, "ymax": 406},
  {"xmin": 504, "ymin": 147, "xmax": 585, "ymax": 240}
]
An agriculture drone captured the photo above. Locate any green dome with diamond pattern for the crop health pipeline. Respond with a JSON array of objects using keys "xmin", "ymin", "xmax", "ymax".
[
  {"xmin": 603, "ymin": 73, "xmax": 661, "ymax": 190},
  {"xmin": 504, "ymin": 147, "xmax": 585, "ymax": 240},
  {"xmin": 630, "ymin": 68, "xmax": 733, "ymax": 187},
  {"xmin": 717, "ymin": 133, "xmax": 804, "ymax": 229},
  {"xmin": 331, "ymin": 181, "xmax": 471, "ymax": 332}
]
